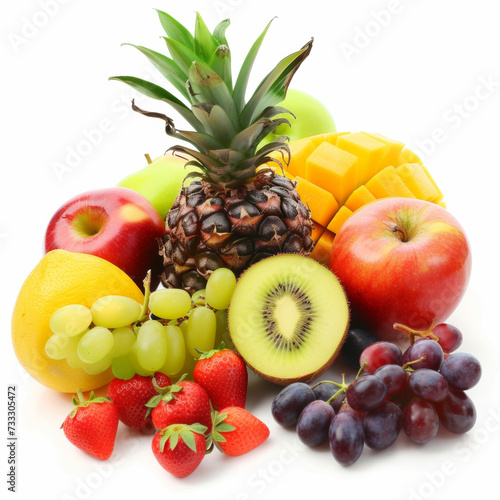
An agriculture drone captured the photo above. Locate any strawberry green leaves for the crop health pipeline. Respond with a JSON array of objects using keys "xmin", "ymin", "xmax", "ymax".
[{"xmin": 159, "ymin": 423, "xmax": 208, "ymax": 453}]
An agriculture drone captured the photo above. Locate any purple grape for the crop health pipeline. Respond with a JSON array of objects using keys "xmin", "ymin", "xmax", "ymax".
[
  {"xmin": 297, "ymin": 400, "xmax": 335, "ymax": 447},
  {"xmin": 403, "ymin": 398, "xmax": 440, "ymax": 444},
  {"xmin": 363, "ymin": 401, "xmax": 403, "ymax": 450},
  {"xmin": 409, "ymin": 369, "xmax": 448, "ymax": 402},
  {"xmin": 440, "ymin": 352, "xmax": 481, "ymax": 390},
  {"xmin": 329, "ymin": 412, "xmax": 364, "ymax": 466},
  {"xmin": 341, "ymin": 328, "xmax": 380, "ymax": 369},
  {"xmin": 346, "ymin": 375, "xmax": 387, "ymax": 412},
  {"xmin": 435, "ymin": 387, "xmax": 477, "ymax": 434},
  {"xmin": 432, "ymin": 323, "xmax": 463, "ymax": 353},
  {"xmin": 360, "ymin": 342, "xmax": 403, "ymax": 374},
  {"xmin": 374, "ymin": 364, "xmax": 408, "ymax": 397},
  {"xmin": 311, "ymin": 382, "xmax": 344, "ymax": 413},
  {"xmin": 403, "ymin": 339, "xmax": 444, "ymax": 371},
  {"xmin": 271, "ymin": 383, "xmax": 315, "ymax": 427}
]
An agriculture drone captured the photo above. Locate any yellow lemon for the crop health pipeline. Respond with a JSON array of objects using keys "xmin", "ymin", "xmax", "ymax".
[{"xmin": 11, "ymin": 250, "xmax": 144, "ymax": 393}]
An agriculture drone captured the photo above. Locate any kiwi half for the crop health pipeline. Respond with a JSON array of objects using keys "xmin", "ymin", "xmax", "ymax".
[{"xmin": 228, "ymin": 254, "xmax": 350, "ymax": 385}]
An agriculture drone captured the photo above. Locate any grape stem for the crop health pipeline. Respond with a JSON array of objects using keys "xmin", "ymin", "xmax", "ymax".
[
  {"xmin": 393, "ymin": 320, "xmax": 438, "ymax": 344},
  {"xmin": 137, "ymin": 270, "xmax": 152, "ymax": 323},
  {"xmin": 402, "ymin": 355, "xmax": 427, "ymax": 371}
]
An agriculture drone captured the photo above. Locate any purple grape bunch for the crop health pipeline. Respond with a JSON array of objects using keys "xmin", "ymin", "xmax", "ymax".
[{"xmin": 271, "ymin": 322, "xmax": 481, "ymax": 466}]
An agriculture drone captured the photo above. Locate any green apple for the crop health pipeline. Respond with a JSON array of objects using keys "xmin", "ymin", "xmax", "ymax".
[
  {"xmin": 260, "ymin": 88, "xmax": 336, "ymax": 146},
  {"xmin": 117, "ymin": 154, "xmax": 199, "ymax": 220}
]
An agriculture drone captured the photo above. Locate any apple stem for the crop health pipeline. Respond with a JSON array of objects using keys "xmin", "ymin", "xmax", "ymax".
[
  {"xmin": 393, "ymin": 320, "xmax": 439, "ymax": 344},
  {"xmin": 392, "ymin": 225, "xmax": 408, "ymax": 242},
  {"xmin": 145, "ymin": 153, "xmax": 152, "ymax": 165}
]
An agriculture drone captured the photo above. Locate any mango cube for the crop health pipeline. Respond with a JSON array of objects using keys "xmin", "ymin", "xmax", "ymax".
[
  {"xmin": 305, "ymin": 141, "xmax": 358, "ymax": 206},
  {"xmin": 283, "ymin": 139, "xmax": 315, "ymax": 177},
  {"xmin": 311, "ymin": 222, "xmax": 326, "ymax": 243},
  {"xmin": 336, "ymin": 133, "xmax": 386, "ymax": 186},
  {"xmin": 344, "ymin": 185, "xmax": 377, "ymax": 213},
  {"xmin": 309, "ymin": 230, "xmax": 335, "ymax": 266},
  {"xmin": 361, "ymin": 132, "xmax": 405, "ymax": 169},
  {"xmin": 365, "ymin": 166, "xmax": 416, "ymax": 199},
  {"xmin": 327, "ymin": 206, "xmax": 353, "ymax": 234},
  {"xmin": 421, "ymin": 166, "xmax": 444, "ymax": 202},
  {"xmin": 294, "ymin": 176, "xmax": 339, "ymax": 226},
  {"xmin": 398, "ymin": 148, "xmax": 423, "ymax": 166},
  {"xmin": 396, "ymin": 163, "xmax": 439, "ymax": 201},
  {"xmin": 308, "ymin": 132, "xmax": 350, "ymax": 148}
]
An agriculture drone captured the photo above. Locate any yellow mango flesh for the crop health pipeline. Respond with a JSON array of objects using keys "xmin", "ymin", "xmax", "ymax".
[
  {"xmin": 396, "ymin": 163, "xmax": 439, "ymax": 201},
  {"xmin": 309, "ymin": 230, "xmax": 335, "ymax": 266},
  {"xmin": 327, "ymin": 206, "xmax": 353, "ymax": 234},
  {"xmin": 305, "ymin": 142, "xmax": 358, "ymax": 206},
  {"xmin": 344, "ymin": 185, "xmax": 376, "ymax": 212},
  {"xmin": 365, "ymin": 166, "xmax": 416, "ymax": 199},
  {"xmin": 336, "ymin": 133, "xmax": 387, "ymax": 186},
  {"xmin": 294, "ymin": 177, "xmax": 339, "ymax": 226}
]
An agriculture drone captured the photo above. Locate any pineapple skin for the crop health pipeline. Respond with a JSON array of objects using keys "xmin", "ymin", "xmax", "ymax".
[{"xmin": 160, "ymin": 169, "xmax": 314, "ymax": 292}]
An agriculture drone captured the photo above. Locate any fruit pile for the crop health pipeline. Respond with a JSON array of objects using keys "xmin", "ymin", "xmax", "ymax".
[
  {"xmin": 45, "ymin": 268, "xmax": 236, "ymax": 381},
  {"xmin": 62, "ymin": 346, "xmax": 269, "ymax": 478},
  {"xmin": 272, "ymin": 321, "xmax": 481, "ymax": 466},
  {"xmin": 10, "ymin": 7, "xmax": 482, "ymax": 483}
]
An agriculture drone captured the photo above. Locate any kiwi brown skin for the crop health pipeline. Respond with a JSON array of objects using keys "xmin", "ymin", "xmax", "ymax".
[{"xmin": 227, "ymin": 254, "xmax": 351, "ymax": 386}]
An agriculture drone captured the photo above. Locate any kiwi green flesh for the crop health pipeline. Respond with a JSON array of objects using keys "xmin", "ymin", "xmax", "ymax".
[{"xmin": 228, "ymin": 254, "xmax": 350, "ymax": 385}]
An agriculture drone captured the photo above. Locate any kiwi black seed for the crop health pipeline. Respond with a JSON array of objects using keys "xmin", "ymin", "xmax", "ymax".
[{"xmin": 228, "ymin": 254, "xmax": 350, "ymax": 385}]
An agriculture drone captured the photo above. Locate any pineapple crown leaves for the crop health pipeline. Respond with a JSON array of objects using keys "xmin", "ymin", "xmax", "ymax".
[
  {"xmin": 144, "ymin": 373, "xmax": 188, "ymax": 418},
  {"xmin": 158, "ymin": 423, "xmax": 208, "ymax": 453},
  {"xmin": 109, "ymin": 10, "xmax": 313, "ymax": 184}
]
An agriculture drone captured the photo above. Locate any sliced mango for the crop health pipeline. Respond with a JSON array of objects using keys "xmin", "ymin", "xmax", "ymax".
[
  {"xmin": 398, "ymin": 148, "xmax": 423, "ymax": 166},
  {"xmin": 327, "ymin": 206, "xmax": 353, "ymax": 235},
  {"xmin": 311, "ymin": 222, "xmax": 325, "ymax": 243},
  {"xmin": 396, "ymin": 163, "xmax": 439, "ymax": 201},
  {"xmin": 305, "ymin": 142, "xmax": 358, "ymax": 206},
  {"xmin": 294, "ymin": 177, "xmax": 339, "ymax": 226},
  {"xmin": 308, "ymin": 132, "xmax": 350, "ymax": 148},
  {"xmin": 421, "ymin": 166, "xmax": 444, "ymax": 202},
  {"xmin": 336, "ymin": 133, "xmax": 386, "ymax": 186},
  {"xmin": 365, "ymin": 166, "xmax": 416, "ymax": 199},
  {"xmin": 284, "ymin": 139, "xmax": 316, "ymax": 177},
  {"xmin": 361, "ymin": 132, "xmax": 404, "ymax": 169},
  {"xmin": 309, "ymin": 230, "xmax": 335, "ymax": 266},
  {"xmin": 344, "ymin": 185, "xmax": 376, "ymax": 213}
]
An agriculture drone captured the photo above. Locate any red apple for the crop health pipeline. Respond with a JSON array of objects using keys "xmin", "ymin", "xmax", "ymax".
[
  {"xmin": 329, "ymin": 198, "xmax": 471, "ymax": 341},
  {"xmin": 45, "ymin": 187, "xmax": 166, "ymax": 291}
]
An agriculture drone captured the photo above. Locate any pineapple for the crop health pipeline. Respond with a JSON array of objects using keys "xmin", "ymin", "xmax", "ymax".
[{"xmin": 111, "ymin": 11, "xmax": 315, "ymax": 292}]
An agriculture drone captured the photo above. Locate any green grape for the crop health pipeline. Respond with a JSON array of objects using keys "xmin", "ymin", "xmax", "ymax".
[
  {"xmin": 128, "ymin": 348, "xmax": 155, "ymax": 377},
  {"xmin": 77, "ymin": 326, "xmax": 114, "ymax": 364},
  {"xmin": 186, "ymin": 306, "xmax": 216, "ymax": 357},
  {"xmin": 111, "ymin": 356, "xmax": 136, "ymax": 380},
  {"xmin": 191, "ymin": 289, "xmax": 206, "ymax": 307},
  {"xmin": 160, "ymin": 325, "xmax": 186, "ymax": 376},
  {"xmin": 65, "ymin": 334, "xmax": 87, "ymax": 369},
  {"xmin": 50, "ymin": 304, "xmax": 92, "ymax": 337},
  {"xmin": 109, "ymin": 327, "xmax": 136, "ymax": 358},
  {"xmin": 83, "ymin": 355, "xmax": 113, "ymax": 375},
  {"xmin": 178, "ymin": 319, "xmax": 188, "ymax": 335},
  {"xmin": 135, "ymin": 320, "xmax": 168, "ymax": 372},
  {"xmin": 90, "ymin": 295, "xmax": 142, "ymax": 329},
  {"xmin": 149, "ymin": 288, "xmax": 192, "ymax": 320},
  {"xmin": 45, "ymin": 334, "xmax": 71, "ymax": 360},
  {"xmin": 214, "ymin": 309, "xmax": 234, "ymax": 350},
  {"xmin": 205, "ymin": 268, "xmax": 236, "ymax": 310}
]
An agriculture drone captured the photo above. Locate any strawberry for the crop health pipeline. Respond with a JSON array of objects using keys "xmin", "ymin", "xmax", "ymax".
[
  {"xmin": 212, "ymin": 406, "xmax": 270, "ymax": 456},
  {"xmin": 107, "ymin": 372, "xmax": 171, "ymax": 430},
  {"xmin": 152, "ymin": 423, "xmax": 207, "ymax": 478},
  {"xmin": 146, "ymin": 375, "xmax": 212, "ymax": 433},
  {"xmin": 193, "ymin": 343, "xmax": 248, "ymax": 410},
  {"xmin": 62, "ymin": 389, "xmax": 119, "ymax": 460}
]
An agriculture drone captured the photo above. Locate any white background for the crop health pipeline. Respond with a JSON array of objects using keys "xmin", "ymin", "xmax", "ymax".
[{"xmin": 2, "ymin": 0, "xmax": 500, "ymax": 499}]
